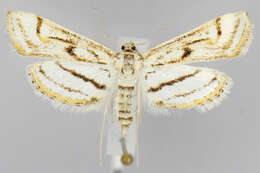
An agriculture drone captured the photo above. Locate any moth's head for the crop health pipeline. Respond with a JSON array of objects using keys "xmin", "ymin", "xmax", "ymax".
[{"xmin": 121, "ymin": 41, "xmax": 136, "ymax": 53}]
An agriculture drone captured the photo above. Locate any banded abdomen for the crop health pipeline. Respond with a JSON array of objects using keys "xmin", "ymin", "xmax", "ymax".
[{"xmin": 116, "ymin": 84, "xmax": 136, "ymax": 136}]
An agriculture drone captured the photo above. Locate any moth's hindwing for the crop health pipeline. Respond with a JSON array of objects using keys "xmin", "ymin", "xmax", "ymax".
[
  {"xmin": 28, "ymin": 60, "xmax": 114, "ymax": 112},
  {"xmin": 143, "ymin": 64, "xmax": 233, "ymax": 112}
]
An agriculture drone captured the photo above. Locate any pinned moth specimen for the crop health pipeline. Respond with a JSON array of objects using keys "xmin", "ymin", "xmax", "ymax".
[{"xmin": 7, "ymin": 11, "xmax": 253, "ymax": 166}]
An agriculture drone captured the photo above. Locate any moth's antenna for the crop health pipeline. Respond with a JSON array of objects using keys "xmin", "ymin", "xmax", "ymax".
[
  {"xmin": 136, "ymin": 18, "xmax": 176, "ymax": 46},
  {"xmin": 135, "ymin": 42, "xmax": 148, "ymax": 46},
  {"xmin": 151, "ymin": 20, "xmax": 176, "ymax": 41},
  {"xmin": 93, "ymin": 8, "xmax": 120, "ymax": 44}
]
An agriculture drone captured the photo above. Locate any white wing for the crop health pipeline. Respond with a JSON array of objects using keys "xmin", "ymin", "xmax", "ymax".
[
  {"xmin": 144, "ymin": 12, "xmax": 253, "ymax": 66},
  {"xmin": 28, "ymin": 60, "xmax": 114, "ymax": 112},
  {"xmin": 7, "ymin": 11, "xmax": 114, "ymax": 64},
  {"xmin": 142, "ymin": 65, "xmax": 232, "ymax": 112}
]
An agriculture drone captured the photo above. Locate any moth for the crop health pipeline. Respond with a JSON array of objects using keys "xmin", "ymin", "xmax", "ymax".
[{"xmin": 7, "ymin": 11, "xmax": 253, "ymax": 166}]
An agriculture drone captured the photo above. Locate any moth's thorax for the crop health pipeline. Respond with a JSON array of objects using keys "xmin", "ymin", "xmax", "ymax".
[{"xmin": 121, "ymin": 52, "xmax": 135, "ymax": 75}]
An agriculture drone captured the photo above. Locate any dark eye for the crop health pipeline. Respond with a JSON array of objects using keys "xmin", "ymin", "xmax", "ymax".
[
  {"xmin": 132, "ymin": 46, "xmax": 136, "ymax": 50},
  {"xmin": 121, "ymin": 45, "xmax": 125, "ymax": 50}
]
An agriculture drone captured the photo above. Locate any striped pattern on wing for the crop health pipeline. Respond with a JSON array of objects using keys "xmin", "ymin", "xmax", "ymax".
[
  {"xmin": 144, "ymin": 12, "xmax": 253, "ymax": 66},
  {"xmin": 7, "ymin": 11, "xmax": 114, "ymax": 64},
  {"xmin": 27, "ymin": 60, "xmax": 113, "ymax": 111},
  {"xmin": 143, "ymin": 65, "xmax": 232, "ymax": 112}
]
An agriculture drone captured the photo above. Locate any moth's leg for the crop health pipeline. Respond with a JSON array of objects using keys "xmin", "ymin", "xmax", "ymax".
[
  {"xmin": 99, "ymin": 88, "xmax": 116, "ymax": 165},
  {"xmin": 99, "ymin": 103, "xmax": 108, "ymax": 166},
  {"xmin": 99, "ymin": 65, "xmax": 119, "ymax": 166},
  {"xmin": 136, "ymin": 75, "xmax": 142, "ymax": 167},
  {"xmin": 136, "ymin": 75, "xmax": 142, "ymax": 126},
  {"xmin": 109, "ymin": 62, "xmax": 120, "ymax": 123}
]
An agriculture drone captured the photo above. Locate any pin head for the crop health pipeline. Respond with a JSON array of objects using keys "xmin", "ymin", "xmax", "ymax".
[{"xmin": 121, "ymin": 152, "xmax": 134, "ymax": 166}]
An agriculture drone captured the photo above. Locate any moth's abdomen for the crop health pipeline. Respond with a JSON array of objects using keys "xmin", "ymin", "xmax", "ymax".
[{"xmin": 116, "ymin": 84, "xmax": 136, "ymax": 136}]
